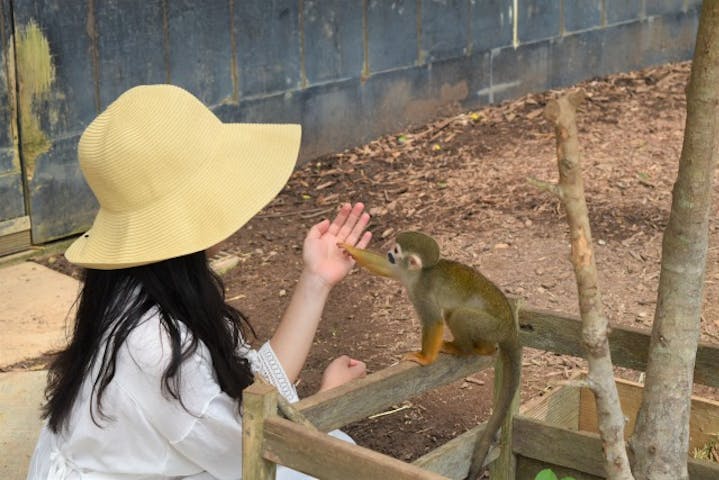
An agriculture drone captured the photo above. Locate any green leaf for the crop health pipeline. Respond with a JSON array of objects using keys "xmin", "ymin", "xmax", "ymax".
[{"xmin": 534, "ymin": 469, "xmax": 559, "ymax": 480}]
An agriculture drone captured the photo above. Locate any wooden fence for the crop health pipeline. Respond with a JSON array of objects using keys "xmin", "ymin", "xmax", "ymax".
[{"xmin": 242, "ymin": 305, "xmax": 719, "ymax": 479}]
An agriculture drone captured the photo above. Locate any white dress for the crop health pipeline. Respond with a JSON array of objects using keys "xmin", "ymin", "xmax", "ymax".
[{"xmin": 25, "ymin": 308, "xmax": 352, "ymax": 479}]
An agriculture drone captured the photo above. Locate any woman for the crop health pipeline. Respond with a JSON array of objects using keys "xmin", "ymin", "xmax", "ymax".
[{"xmin": 27, "ymin": 84, "xmax": 370, "ymax": 479}]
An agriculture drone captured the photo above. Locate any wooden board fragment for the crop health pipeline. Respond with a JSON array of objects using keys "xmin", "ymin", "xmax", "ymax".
[
  {"xmin": 513, "ymin": 416, "xmax": 719, "ymax": 479},
  {"xmin": 578, "ymin": 378, "xmax": 719, "ymax": 450},
  {"xmin": 413, "ymin": 424, "xmax": 485, "ymax": 479},
  {"xmin": 513, "ymin": 416, "xmax": 605, "ymax": 477},
  {"xmin": 263, "ymin": 417, "xmax": 448, "ymax": 480},
  {"xmin": 521, "ymin": 383, "xmax": 580, "ymax": 431}
]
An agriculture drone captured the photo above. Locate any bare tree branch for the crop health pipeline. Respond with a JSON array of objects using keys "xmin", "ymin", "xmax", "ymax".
[
  {"xmin": 543, "ymin": 90, "xmax": 634, "ymax": 480},
  {"xmin": 527, "ymin": 176, "xmax": 564, "ymax": 199}
]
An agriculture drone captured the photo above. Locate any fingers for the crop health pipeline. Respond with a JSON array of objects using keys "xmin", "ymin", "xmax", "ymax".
[
  {"xmin": 306, "ymin": 218, "xmax": 331, "ymax": 240},
  {"xmin": 327, "ymin": 203, "xmax": 367, "ymax": 241},
  {"xmin": 327, "ymin": 203, "xmax": 352, "ymax": 237},
  {"xmin": 355, "ymin": 231, "xmax": 372, "ymax": 250},
  {"xmin": 345, "ymin": 211, "xmax": 370, "ymax": 245}
]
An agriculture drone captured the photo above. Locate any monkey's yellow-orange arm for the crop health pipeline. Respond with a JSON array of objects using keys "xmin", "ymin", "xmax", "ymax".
[{"xmin": 339, "ymin": 243, "xmax": 396, "ymax": 278}]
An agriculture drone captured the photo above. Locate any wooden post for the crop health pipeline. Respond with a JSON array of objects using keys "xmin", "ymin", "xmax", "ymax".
[{"xmin": 243, "ymin": 382, "xmax": 278, "ymax": 480}]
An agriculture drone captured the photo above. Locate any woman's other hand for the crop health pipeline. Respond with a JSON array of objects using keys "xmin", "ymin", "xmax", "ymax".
[{"xmin": 319, "ymin": 355, "xmax": 367, "ymax": 392}]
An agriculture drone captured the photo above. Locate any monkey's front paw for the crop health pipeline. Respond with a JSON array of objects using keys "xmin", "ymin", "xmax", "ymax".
[{"xmin": 402, "ymin": 351, "xmax": 435, "ymax": 366}]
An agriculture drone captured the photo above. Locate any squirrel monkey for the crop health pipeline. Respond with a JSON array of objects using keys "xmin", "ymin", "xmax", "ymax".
[{"xmin": 340, "ymin": 232, "xmax": 520, "ymax": 479}]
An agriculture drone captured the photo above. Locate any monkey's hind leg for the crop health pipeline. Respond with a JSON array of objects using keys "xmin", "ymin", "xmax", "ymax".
[
  {"xmin": 472, "ymin": 339, "xmax": 497, "ymax": 356},
  {"xmin": 445, "ymin": 308, "xmax": 499, "ymax": 357},
  {"xmin": 440, "ymin": 339, "xmax": 496, "ymax": 356},
  {"xmin": 403, "ymin": 321, "xmax": 444, "ymax": 366}
]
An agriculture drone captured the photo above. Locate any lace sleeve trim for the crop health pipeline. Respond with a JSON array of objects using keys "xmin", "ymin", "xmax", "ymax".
[{"xmin": 247, "ymin": 341, "xmax": 299, "ymax": 403}]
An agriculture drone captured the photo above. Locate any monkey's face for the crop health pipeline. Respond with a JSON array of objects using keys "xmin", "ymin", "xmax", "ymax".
[
  {"xmin": 339, "ymin": 239, "xmax": 425, "ymax": 281},
  {"xmin": 388, "ymin": 242, "xmax": 423, "ymax": 272}
]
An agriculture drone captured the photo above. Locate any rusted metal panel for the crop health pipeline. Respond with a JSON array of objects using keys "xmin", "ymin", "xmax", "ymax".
[
  {"xmin": 165, "ymin": 0, "xmax": 234, "ymax": 106},
  {"xmin": 233, "ymin": 0, "xmax": 301, "ymax": 97},
  {"xmin": 302, "ymin": 0, "xmax": 363, "ymax": 85},
  {"xmin": 367, "ymin": 0, "xmax": 418, "ymax": 72},
  {"xmin": 420, "ymin": 0, "xmax": 470, "ymax": 63},
  {"xmin": 93, "ymin": 0, "xmax": 166, "ymax": 108},
  {"xmin": 12, "ymin": 0, "xmax": 98, "ymax": 242}
]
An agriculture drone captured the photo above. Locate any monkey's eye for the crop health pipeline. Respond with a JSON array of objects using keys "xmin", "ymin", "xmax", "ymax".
[{"xmin": 387, "ymin": 252, "xmax": 396, "ymax": 264}]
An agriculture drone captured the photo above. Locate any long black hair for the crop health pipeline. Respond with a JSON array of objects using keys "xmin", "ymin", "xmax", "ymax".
[{"xmin": 43, "ymin": 250, "xmax": 255, "ymax": 432}]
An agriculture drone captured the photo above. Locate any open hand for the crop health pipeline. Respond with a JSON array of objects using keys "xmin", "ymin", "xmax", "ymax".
[{"xmin": 303, "ymin": 202, "xmax": 372, "ymax": 288}]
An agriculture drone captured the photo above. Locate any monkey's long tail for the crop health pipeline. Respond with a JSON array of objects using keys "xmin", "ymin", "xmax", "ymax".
[{"xmin": 466, "ymin": 339, "xmax": 522, "ymax": 480}]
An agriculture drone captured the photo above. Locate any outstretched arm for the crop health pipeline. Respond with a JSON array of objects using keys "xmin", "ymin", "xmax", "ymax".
[{"xmin": 270, "ymin": 202, "xmax": 371, "ymax": 383}]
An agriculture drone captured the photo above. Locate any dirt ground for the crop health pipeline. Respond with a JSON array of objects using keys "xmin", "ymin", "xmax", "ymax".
[{"xmin": 32, "ymin": 60, "xmax": 719, "ymax": 465}]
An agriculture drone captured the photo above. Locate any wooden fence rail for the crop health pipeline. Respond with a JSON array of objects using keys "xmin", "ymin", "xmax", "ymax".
[
  {"xmin": 518, "ymin": 307, "xmax": 719, "ymax": 388},
  {"xmin": 295, "ymin": 354, "xmax": 494, "ymax": 432},
  {"xmin": 243, "ymin": 304, "xmax": 719, "ymax": 479}
]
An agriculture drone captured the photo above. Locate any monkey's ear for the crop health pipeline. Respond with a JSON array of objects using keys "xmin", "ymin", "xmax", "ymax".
[{"xmin": 407, "ymin": 254, "xmax": 423, "ymax": 270}]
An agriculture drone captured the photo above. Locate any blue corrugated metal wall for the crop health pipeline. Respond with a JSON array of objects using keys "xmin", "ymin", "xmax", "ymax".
[{"xmin": 0, "ymin": 0, "xmax": 702, "ymax": 244}]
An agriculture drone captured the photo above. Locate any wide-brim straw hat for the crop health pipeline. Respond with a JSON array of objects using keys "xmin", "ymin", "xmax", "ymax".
[{"xmin": 64, "ymin": 84, "xmax": 301, "ymax": 269}]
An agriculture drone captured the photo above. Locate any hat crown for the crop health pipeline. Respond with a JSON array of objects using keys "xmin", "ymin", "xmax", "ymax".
[{"xmin": 78, "ymin": 85, "xmax": 220, "ymax": 212}]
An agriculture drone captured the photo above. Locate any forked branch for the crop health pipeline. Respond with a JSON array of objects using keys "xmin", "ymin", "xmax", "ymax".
[{"xmin": 538, "ymin": 90, "xmax": 634, "ymax": 480}]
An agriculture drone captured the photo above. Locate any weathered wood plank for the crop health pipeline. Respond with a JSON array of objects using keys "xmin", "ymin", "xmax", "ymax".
[
  {"xmin": 578, "ymin": 378, "xmax": 719, "ymax": 451},
  {"xmin": 513, "ymin": 416, "xmax": 719, "ymax": 479},
  {"xmin": 413, "ymin": 423, "xmax": 484, "ymax": 479},
  {"xmin": 263, "ymin": 417, "xmax": 448, "ymax": 480},
  {"xmin": 242, "ymin": 383, "xmax": 277, "ymax": 480},
  {"xmin": 521, "ymin": 383, "xmax": 580, "ymax": 430},
  {"xmin": 296, "ymin": 354, "xmax": 493, "ymax": 432},
  {"xmin": 513, "ymin": 416, "xmax": 605, "ymax": 477},
  {"xmin": 519, "ymin": 307, "xmax": 719, "ymax": 388},
  {"xmin": 0, "ymin": 223, "xmax": 31, "ymax": 256}
]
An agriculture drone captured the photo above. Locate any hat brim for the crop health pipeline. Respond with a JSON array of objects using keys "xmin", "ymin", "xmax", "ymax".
[{"xmin": 65, "ymin": 123, "xmax": 301, "ymax": 269}]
